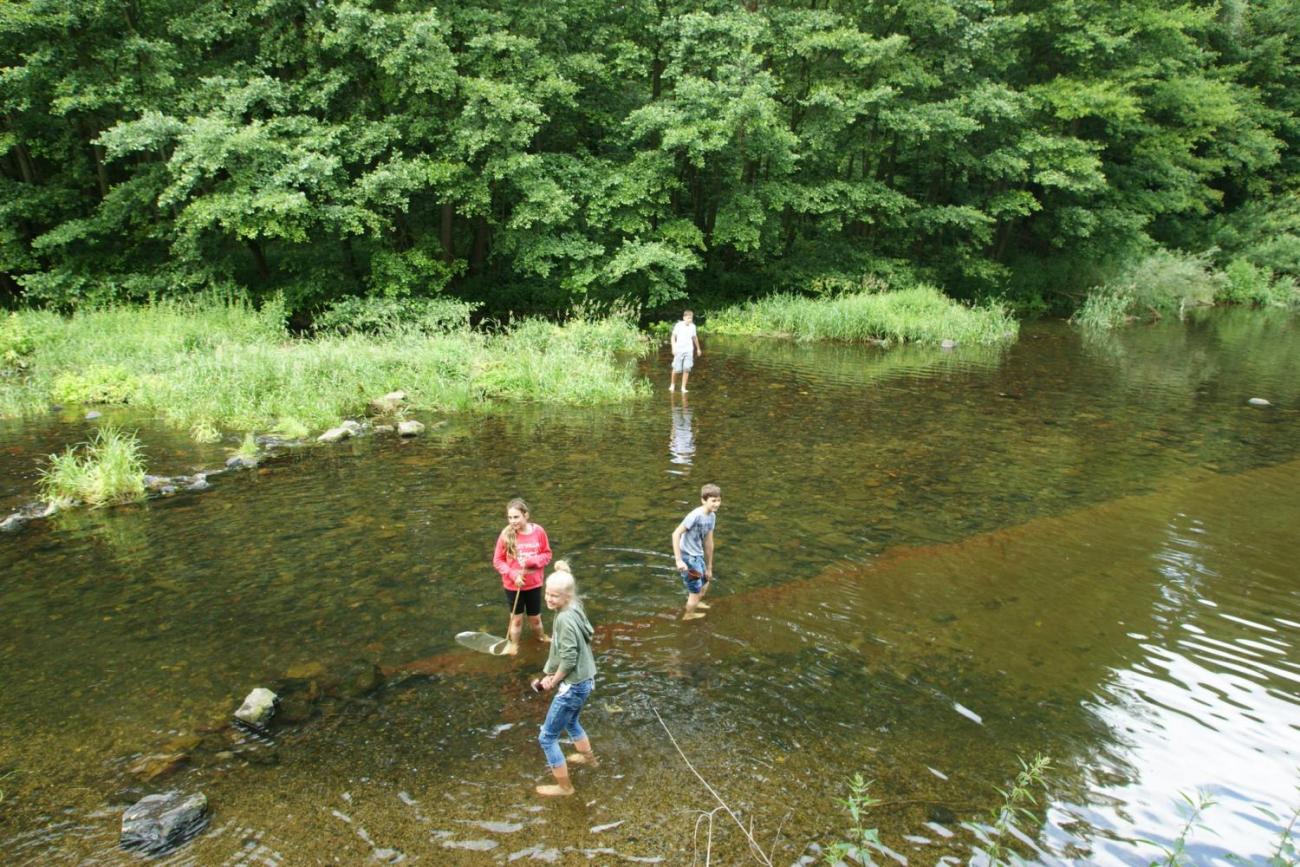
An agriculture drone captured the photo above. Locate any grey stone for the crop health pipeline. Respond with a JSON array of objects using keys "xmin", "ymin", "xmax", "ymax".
[
  {"xmin": 1248, "ymin": 397, "xmax": 1271, "ymax": 407},
  {"xmin": 340, "ymin": 419, "xmax": 364, "ymax": 435},
  {"xmin": 373, "ymin": 424, "xmax": 395, "ymax": 434},
  {"xmin": 0, "ymin": 513, "xmax": 25, "ymax": 532},
  {"xmin": 233, "ymin": 687, "xmax": 278, "ymax": 728},
  {"xmin": 940, "ymin": 338, "xmax": 957, "ymax": 349},
  {"xmin": 143, "ymin": 474, "xmax": 171, "ymax": 491},
  {"xmin": 225, "ymin": 455, "xmax": 258, "ymax": 470},
  {"xmin": 317, "ymin": 426, "xmax": 351, "ymax": 443},
  {"xmin": 184, "ymin": 474, "xmax": 210, "ymax": 492},
  {"xmin": 397, "ymin": 420, "xmax": 425, "ymax": 437},
  {"xmin": 368, "ymin": 390, "xmax": 407, "ymax": 416},
  {"xmin": 120, "ymin": 791, "xmax": 209, "ymax": 855},
  {"xmin": 85, "ymin": 410, "xmax": 102, "ymax": 420}
]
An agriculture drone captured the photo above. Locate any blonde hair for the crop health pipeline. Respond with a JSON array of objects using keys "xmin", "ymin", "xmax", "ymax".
[{"xmin": 546, "ymin": 562, "xmax": 579, "ymax": 609}]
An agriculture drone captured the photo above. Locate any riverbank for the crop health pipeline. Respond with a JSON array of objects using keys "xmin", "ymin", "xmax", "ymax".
[{"xmin": 0, "ymin": 299, "xmax": 650, "ymax": 441}]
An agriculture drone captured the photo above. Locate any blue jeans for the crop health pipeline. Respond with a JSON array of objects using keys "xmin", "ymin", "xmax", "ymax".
[{"xmin": 538, "ymin": 678, "xmax": 594, "ymax": 768}]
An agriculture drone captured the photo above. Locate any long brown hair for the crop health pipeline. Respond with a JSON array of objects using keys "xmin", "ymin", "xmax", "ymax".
[{"xmin": 503, "ymin": 497, "xmax": 530, "ymax": 560}]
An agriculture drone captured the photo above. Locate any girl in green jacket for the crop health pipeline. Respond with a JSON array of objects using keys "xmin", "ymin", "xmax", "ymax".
[{"xmin": 534, "ymin": 561, "xmax": 597, "ymax": 796}]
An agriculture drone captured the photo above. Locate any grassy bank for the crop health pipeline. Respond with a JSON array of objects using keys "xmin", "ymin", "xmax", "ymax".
[
  {"xmin": 705, "ymin": 285, "xmax": 1018, "ymax": 345},
  {"xmin": 38, "ymin": 426, "xmax": 146, "ymax": 508},
  {"xmin": 0, "ymin": 298, "xmax": 650, "ymax": 440}
]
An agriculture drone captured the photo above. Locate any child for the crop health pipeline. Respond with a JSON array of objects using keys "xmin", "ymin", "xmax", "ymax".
[
  {"xmin": 672, "ymin": 483, "xmax": 721, "ymax": 620},
  {"xmin": 492, "ymin": 497, "xmax": 552, "ymax": 655},
  {"xmin": 534, "ymin": 561, "xmax": 597, "ymax": 797},
  {"xmin": 668, "ymin": 309, "xmax": 702, "ymax": 393}
]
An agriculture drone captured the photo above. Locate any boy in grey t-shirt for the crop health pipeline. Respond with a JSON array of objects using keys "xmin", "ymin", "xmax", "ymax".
[{"xmin": 672, "ymin": 483, "xmax": 721, "ymax": 620}]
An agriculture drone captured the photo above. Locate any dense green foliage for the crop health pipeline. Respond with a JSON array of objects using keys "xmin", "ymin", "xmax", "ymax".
[
  {"xmin": 2, "ymin": 0, "xmax": 1297, "ymax": 317},
  {"xmin": 0, "ymin": 298, "xmax": 649, "ymax": 436}
]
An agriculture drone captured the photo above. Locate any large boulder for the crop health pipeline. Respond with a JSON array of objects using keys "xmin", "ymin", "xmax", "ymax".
[{"xmin": 120, "ymin": 791, "xmax": 209, "ymax": 854}]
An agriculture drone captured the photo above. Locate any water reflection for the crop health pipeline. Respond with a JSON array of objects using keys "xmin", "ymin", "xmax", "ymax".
[{"xmin": 667, "ymin": 392, "xmax": 694, "ymax": 469}]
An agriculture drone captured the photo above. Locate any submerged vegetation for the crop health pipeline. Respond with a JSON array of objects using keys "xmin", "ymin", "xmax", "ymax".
[
  {"xmin": 708, "ymin": 285, "xmax": 1018, "ymax": 346},
  {"xmin": 37, "ymin": 426, "xmax": 147, "ymax": 509},
  {"xmin": 0, "ymin": 297, "xmax": 649, "ymax": 439}
]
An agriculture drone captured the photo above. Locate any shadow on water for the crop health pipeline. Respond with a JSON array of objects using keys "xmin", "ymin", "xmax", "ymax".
[{"xmin": 0, "ymin": 310, "xmax": 1298, "ymax": 864}]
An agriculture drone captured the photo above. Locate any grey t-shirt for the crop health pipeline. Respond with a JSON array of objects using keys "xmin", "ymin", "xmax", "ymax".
[{"xmin": 678, "ymin": 506, "xmax": 716, "ymax": 557}]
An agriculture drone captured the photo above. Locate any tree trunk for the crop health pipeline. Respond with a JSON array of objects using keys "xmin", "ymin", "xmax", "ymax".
[
  {"xmin": 246, "ymin": 239, "xmax": 271, "ymax": 281},
  {"xmin": 441, "ymin": 203, "xmax": 454, "ymax": 262},
  {"xmin": 470, "ymin": 216, "xmax": 489, "ymax": 277}
]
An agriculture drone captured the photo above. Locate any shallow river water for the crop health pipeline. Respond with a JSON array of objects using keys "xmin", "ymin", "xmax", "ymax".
[{"xmin": 1, "ymin": 311, "xmax": 1298, "ymax": 865}]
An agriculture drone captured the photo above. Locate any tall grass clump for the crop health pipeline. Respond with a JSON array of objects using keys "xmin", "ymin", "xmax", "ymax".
[
  {"xmin": 0, "ymin": 295, "xmax": 651, "ymax": 439},
  {"xmin": 38, "ymin": 426, "xmax": 147, "ymax": 508},
  {"xmin": 708, "ymin": 285, "xmax": 1018, "ymax": 346}
]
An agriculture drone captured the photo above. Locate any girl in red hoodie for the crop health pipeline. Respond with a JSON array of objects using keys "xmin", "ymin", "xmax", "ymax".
[{"xmin": 493, "ymin": 498, "xmax": 552, "ymax": 655}]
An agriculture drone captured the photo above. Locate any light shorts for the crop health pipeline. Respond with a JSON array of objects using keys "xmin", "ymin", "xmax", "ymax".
[{"xmin": 672, "ymin": 351, "xmax": 694, "ymax": 373}]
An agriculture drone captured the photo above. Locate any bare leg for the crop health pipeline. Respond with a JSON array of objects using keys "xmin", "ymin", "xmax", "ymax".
[
  {"xmin": 566, "ymin": 736, "xmax": 598, "ymax": 766},
  {"xmin": 682, "ymin": 591, "xmax": 706, "ymax": 620},
  {"xmin": 506, "ymin": 613, "xmax": 523, "ymax": 655},
  {"xmin": 680, "ymin": 369, "xmax": 690, "ymax": 393},
  {"xmin": 696, "ymin": 579, "xmax": 711, "ymax": 609},
  {"xmin": 528, "ymin": 614, "xmax": 549, "ymax": 642},
  {"xmin": 536, "ymin": 764, "xmax": 575, "ymax": 797}
]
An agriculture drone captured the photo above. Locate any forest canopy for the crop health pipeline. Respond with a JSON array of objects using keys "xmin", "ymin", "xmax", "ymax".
[{"xmin": 1, "ymin": 0, "xmax": 1297, "ymax": 319}]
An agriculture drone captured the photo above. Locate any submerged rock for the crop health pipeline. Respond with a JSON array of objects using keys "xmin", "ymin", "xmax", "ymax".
[
  {"xmin": 233, "ymin": 687, "xmax": 278, "ymax": 728},
  {"xmin": 1248, "ymin": 397, "xmax": 1271, "ymax": 407},
  {"xmin": 0, "ymin": 513, "xmax": 24, "ymax": 533},
  {"xmin": 225, "ymin": 454, "xmax": 259, "ymax": 470},
  {"xmin": 397, "ymin": 420, "xmax": 425, "ymax": 437},
  {"xmin": 120, "ymin": 790, "xmax": 209, "ymax": 854},
  {"xmin": 940, "ymin": 338, "xmax": 957, "ymax": 350},
  {"xmin": 128, "ymin": 752, "xmax": 190, "ymax": 783},
  {"xmin": 184, "ymin": 474, "xmax": 210, "ymax": 492},
  {"xmin": 85, "ymin": 410, "xmax": 102, "ymax": 420}
]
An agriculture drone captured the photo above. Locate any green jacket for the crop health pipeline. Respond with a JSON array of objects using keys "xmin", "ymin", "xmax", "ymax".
[{"xmin": 544, "ymin": 604, "xmax": 596, "ymax": 685}]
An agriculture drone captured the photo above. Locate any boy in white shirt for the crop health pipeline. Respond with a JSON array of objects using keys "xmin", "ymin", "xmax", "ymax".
[{"xmin": 668, "ymin": 309, "xmax": 702, "ymax": 392}]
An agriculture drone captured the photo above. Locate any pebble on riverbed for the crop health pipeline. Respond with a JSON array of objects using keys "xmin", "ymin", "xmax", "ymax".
[{"xmin": 1248, "ymin": 397, "xmax": 1271, "ymax": 407}]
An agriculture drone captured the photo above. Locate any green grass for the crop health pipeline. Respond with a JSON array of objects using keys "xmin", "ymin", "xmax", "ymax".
[
  {"xmin": 706, "ymin": 285, "xmax": 1019, "ymax": 346},
  {"xmin": 0, "ymin": 297, "xmax": 651, "ymax": 439},
  {"xmin": 37, "ymin": 426, "xmax": 147, "ymax": 508}
]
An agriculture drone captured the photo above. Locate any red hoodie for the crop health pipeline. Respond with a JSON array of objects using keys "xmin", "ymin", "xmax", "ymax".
[{"xmin": 492, "ymin": 524, "xmax": 552, "ymax": 591}]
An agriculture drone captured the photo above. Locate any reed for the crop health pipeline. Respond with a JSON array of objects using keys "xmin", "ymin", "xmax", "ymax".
[
  {"xmin": 0, "ymin": 298, "xmax": 650, "ymax": 439},
  {"xmin": 707, "ymin": 286, "xmax": 1018, "ymax": 346},
  {"xmin": 37, "ymin": 426, "xmax": 147, "ymax": 508}
]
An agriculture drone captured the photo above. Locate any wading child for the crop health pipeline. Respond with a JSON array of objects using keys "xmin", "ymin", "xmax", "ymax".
[
  {"xmin": 534, "ymin": 561, "xmax": 597, "ymax": 797},
  {"xmin": 672, "ymin": 483, "xmax": 721, "ymax": 620},
  {"xmin": 668, "ymin": 309, "xmax": 702, "ymax": 392},
  {"xmin": 493, "ymin": 498, "xmax": 552, "ymax": 655}
]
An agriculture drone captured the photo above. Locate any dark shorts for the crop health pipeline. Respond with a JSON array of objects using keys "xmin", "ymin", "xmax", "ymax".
[
  {"xmin": 505, "ymin": 586, "xmax": 542, "ymax": 616},
  {"xmin": 679, "ymin": 553, "xmax": 708, "ymax": 595}
]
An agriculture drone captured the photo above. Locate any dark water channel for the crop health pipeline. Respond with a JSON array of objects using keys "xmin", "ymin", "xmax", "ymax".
[{"xmin": 1, "ymin": 311, "xmax": 1298, "ymax": 865}]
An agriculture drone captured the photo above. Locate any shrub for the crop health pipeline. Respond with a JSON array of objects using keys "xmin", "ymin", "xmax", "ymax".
[
  {"xmin": 313, "ymin": 295, "xmax": 478, "ymax": 336},
  {"xmin": 1071, "ymin": 288, "xmax": 1136, "ymax": 330},
  {"xmin": 38, "ymin": 426, "xmax": 147, "ymax": 508},
  {"xmin": 51, "ymin": 365, "xmax": 141, "ymax": 404},
  {"xmin": 1, "ymin": 313, "xmax": 35, "ymax": 369},
  {"xmin": 1109, "ymin": 249, "xmax": 1222, "ymax": 314}
]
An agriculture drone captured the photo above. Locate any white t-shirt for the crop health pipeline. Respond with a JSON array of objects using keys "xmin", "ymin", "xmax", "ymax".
[{"xmin": 671, "ymin": 321, "xmax": 697, "ymax": 355}]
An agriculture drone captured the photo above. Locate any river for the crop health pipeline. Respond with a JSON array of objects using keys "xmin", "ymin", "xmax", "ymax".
[{"xmin": 1, "ymin": 310, "xmax": 1297, "ymax": 865}]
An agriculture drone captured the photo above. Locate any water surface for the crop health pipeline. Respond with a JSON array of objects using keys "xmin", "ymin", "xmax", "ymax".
[{"xmin": 1, "ymin": 310, "xmax": 1297, "ymax": 864}]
